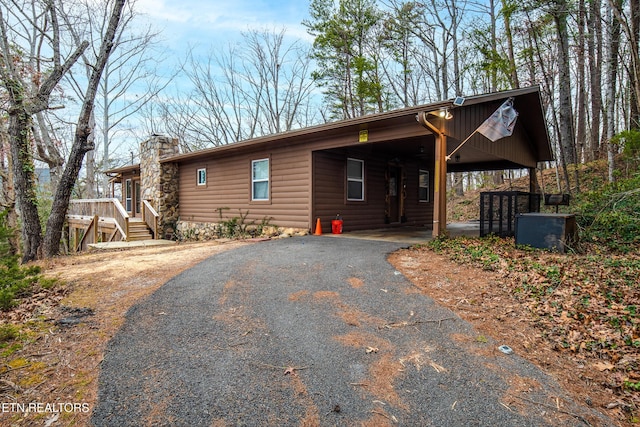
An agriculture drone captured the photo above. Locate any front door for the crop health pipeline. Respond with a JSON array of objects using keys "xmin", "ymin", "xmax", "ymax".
[
  {"xmin": 387, "ymin": 166, "xmax": 402, "ymax": 223},
  {"xmin": 125, "ymin": 178, "xmax": 141, "ymax": 217}
]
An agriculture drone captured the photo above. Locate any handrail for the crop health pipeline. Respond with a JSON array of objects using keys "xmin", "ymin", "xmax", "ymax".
[
  {"xmin": 142, "ymin": 200, "xmax": 160, "ymax": 239},
  {"xmin": 68, "ymin": 198, "xmax": 130, "ymax": 241},
  {"xmin": 105, "ymin": 217, "xmax": 127, "ymax": 241}
]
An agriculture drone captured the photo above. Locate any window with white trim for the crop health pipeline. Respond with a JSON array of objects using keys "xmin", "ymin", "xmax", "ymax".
[
  {"xmin": 347, "ymin": 158, "xmax": 364, "ymax": 201},
  {"xmin": 252, "ymin": 158, "xmax": 269, "ymax": 201},
  {"xmin": 197, "ymin": 168, "xmax": 207, "ymax": 186},
  {"xmin": 419, "ymin": 169, "xmax": 429, "ymax": 202},
  {"xmin": 125, "ymin": 179, "xmax": 132, "ymax": 212}
]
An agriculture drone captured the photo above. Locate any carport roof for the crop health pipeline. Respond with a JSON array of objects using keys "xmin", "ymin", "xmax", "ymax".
[{"xmin": 157, "ymin": 86, "xmax": 553, "ymax": 169}]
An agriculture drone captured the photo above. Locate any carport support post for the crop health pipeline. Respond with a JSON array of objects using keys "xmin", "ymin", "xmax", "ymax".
[
  {"xmin": 433, "ymin": 133, "xmax": 447, "ymax": 238},
  {"xmin": 529, "ymin": 167, "xmax": 540, "ymax": 193},
  {"xmin": 417, "ymin": 112, "xmax": 448, "ymax": 238}
]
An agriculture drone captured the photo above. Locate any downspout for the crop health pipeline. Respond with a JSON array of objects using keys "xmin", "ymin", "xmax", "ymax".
[{"xmin": 417, "ymin": 112, "xmax": 448, "ymax": 238}]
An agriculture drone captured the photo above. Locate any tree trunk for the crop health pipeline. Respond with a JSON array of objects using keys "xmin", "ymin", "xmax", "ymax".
[
  {"xmin": 632, "ymin": 0, "xmax": 640, "ymax": 127},
  {"xmin": 453, "ymin": 172, "xmax": 464, "ymax": 196},
  {"xmin": 1, "ymin": 140, "xmax": 19, "ymax": 255},
  {"xmin": 492, "ymin": 170, "xmax": 504, "ymax": 185},
  {"xmin": 85, "ymin": 111, "xmax": 97, "ymax": 198},
  {"xmin": 607, "ymin": 0, "xmax": 622, "ymax": 181},
  {"xmin": 501, "ymin": 0, "xmax": 520, "ymax": 88},
  {"xmin": 588, "ymin": 0, "xmax": 603, "ymax": 160},
  {"xmin": 575, "ymin": 0, "xmax": 587, "ymax": 161},
  {"xmin": 43, "ymin": 0, "xmax": 126, "ymax": 258},
  {"xmin": 85, "ymin": 149, "xmax": 96, "ymax": 198},
  {"xmin": 9, "ymin": 105, "xmax": 42, "ymax": 262},
  {"xmin": 554, "ymin": 0, "xmax": 578, "ymax": 166},
  {"xmin": 1, "ymin": 2, "xmax": 89, "ymax": 261}
]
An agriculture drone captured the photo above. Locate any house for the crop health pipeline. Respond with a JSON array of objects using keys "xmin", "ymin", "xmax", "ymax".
[{"xmin": 98, "ymin": 86, "xmax": 552, "ymax": 243}]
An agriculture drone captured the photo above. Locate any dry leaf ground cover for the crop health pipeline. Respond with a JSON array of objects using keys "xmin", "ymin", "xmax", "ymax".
[{"xmin": 389, "ymin": 236, "xmax": 639, "ymax": 426}]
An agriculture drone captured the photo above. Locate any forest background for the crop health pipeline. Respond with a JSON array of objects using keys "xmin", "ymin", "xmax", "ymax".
[{"xmin": 0, "ymin": 0, "xmax": 638, "ymax": 258}]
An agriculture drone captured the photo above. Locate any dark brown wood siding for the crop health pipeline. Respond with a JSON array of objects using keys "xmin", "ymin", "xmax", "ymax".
[
  {"xmin": 312, "ymin": 150, "xmax": 434, "ymax": 232},
  {"xmin": 403, "ymin": 165, "xmax": 434, "ymax": 227},
  {"xmin": 178, "ymin": 144, "xmax": 312, "ymax": 229},
  {"xmin": 445, "ymin": 101, "xmax": 538, "ymax": 168}
]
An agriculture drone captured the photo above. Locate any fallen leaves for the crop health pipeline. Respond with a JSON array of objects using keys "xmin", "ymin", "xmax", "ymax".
[
  {"xmin": 394, "ymin": 237, "xmax": 640, "ymax": 425},
  {"xmin": 592, "ymin": 361, "xmax": 616, "ymax": 372},
  {"xmin": 257, "ymin": 363, "xmax": 309, "ymax": 376}
]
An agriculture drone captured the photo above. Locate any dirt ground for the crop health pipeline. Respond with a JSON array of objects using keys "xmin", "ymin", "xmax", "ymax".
[{"xmin": 0, "ymin": 238, "xmax": 626, "ymax": 426}]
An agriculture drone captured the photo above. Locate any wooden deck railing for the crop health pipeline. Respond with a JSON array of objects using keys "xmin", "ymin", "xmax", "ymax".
[
  {"xmin": 142, "ymin": 200, "xmax": 160, "ymax": 239},
  {"xmin": 67, "ymin": 198, "xmax": 130, "ymax": 241}
]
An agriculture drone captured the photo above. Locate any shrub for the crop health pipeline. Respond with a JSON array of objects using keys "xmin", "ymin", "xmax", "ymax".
[
  {"xmin": 0, "ymin": 209, "xmax": 50, "ymax": 310},
  {"xmin": 574, "ymin": 173, "xmax": 640, "ymax": 252},
  {"xmin": 0, "ymin": 324, "xmax": 18, "ymax": 343}
]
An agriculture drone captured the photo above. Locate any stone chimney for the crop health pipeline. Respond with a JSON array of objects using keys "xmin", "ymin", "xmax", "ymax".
[{"xmin": 140, "ymin": 135, "xmax": 180, "ymax": 239}]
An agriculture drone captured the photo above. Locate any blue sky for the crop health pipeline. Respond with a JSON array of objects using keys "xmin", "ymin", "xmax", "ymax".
[
  {"xmin": 136, "ymin": 0, "xmax": 314, "ymax": 53},
  {"xmin": 102, "ymin": 0, "xmax": 318, "ymax": 161}
]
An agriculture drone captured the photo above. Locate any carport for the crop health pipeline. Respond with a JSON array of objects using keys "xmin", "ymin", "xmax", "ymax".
[{"xmin": 310, "ymin": 86, "xmax": 553, "ymax": 237}]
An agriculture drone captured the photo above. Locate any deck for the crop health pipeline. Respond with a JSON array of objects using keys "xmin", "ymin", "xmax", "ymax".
[{"xmin": 66, "ymin": 199, "xmax": 161, "ymax": 252}]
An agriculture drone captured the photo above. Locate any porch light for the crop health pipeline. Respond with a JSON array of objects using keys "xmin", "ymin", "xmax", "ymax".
[{"xmin": 428, "ymin": 108, "xmax": 453, "ymax": 120}]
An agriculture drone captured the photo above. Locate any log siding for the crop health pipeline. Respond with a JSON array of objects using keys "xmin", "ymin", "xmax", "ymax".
[{"xmin": 178, "ymin": 146, "xmax": 312, "ymax": 229}]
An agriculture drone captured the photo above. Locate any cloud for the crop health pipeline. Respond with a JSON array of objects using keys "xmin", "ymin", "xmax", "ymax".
[
  {"xmin": 135, "ymin": 0, "xmax": 195, "ymax": 23},
  {"xmin": 135, "ymin": 0, "xmax": 310, "ymax": 40}
]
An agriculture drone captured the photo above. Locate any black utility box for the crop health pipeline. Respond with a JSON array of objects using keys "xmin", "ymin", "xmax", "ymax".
[{"xmin": 515, "ymin": 213, "xmax": 577, "ymax": 253}]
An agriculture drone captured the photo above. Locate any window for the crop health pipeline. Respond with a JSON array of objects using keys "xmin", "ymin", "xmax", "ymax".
[
  {"xmin": 135, "ymin": 181, "xmax": 141, "ymax": 214},
  {"xmin": 197, "ymin": 168, "xmax": 207, "ymax": 186},
  {"xmin": 347, "ymin": 158, "xmax": 364, "ymax": 201},
  {"xmin": 419, "ymin": 169, "xmax": 429, "ymax": 202},
  {"xmin": 252, "ymin": 158, "xmax": 269, "ymax": 201},
  {"xmin": 125, "ymin": 179, "xmax": 132, "ymax": 212}
]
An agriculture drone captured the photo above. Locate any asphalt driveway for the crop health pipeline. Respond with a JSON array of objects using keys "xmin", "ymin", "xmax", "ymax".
[{"xmin": 92, "ymin": 236, "xmax": 606, "ymax": 426}]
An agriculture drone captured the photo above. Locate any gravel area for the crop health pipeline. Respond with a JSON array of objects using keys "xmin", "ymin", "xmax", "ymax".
[{"xmin": 92, "ymin": 236, "xmax": 608, "ymax": 426}]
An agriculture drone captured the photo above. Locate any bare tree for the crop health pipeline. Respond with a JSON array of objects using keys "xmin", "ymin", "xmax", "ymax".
[
  {"xmin": 501, "ymin": 0, "xmax": 520, "ymax": 88},
  {"xmin": 32, "ymin": 111, "xmax": 65, "ymax": 190},
  {"xmin": 0, "ymin": 0, "xmax": 89, "ymax": 261},
  {"xmin": 606, "ymin": 0, "xmax": 623, "ymax": 181},
  {"xmin": 43, "ymin": 0, "xmax": 126, "ymax": 257},
  {"xmin": 379, "ymin": 1, "xmax": 420, "ymax": 107},
  {"xmin": 0, "ymin": 120, "xmax": 19, "ymax": 254},
  {"xmin": 575, "ymin": 0, "xmax": 588, "ymax": 161},
  {"xmin": 609, "ymin": 0, "xmax": 640, "ymax": 128},
  {"xmin": 60, "ymin": 0, "xmax": 167, "ymax": 195},
  {"xmin": 242, "ymin": 29, "xmax": 316, "ymax": 135},
  {"xmin": 149, "ymin": 28, "xmax": 316, "ymax": 150},
  {"xmin": 185, "ymin": 45, "xmax": 260, "ymax": 146},
  {"xmin": 588, "ymin": 0, "xmax": 603, "ymax": 160},
  {"xmin": 552, "ymin": 0, "xmax": 578, "ymax": 168}
]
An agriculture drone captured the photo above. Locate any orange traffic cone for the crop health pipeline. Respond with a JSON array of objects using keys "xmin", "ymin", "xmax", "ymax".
[{"xmin": 314, "ymin": 218, "xmax": 322, "ymax": 235}]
